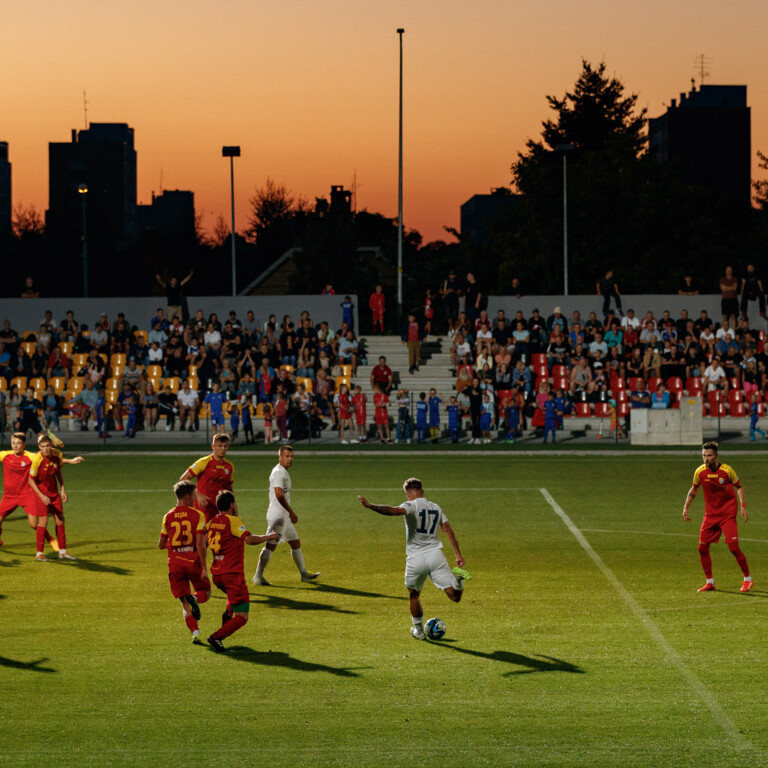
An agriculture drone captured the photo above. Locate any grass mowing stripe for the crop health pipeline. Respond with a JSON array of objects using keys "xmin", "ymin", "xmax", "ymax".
[
  {"xmin": 540, "ymin": 487, "xmax": 753, "ymax": 753},
  {"xmin": 71, "ymin": 486, "xmax": 540, "ymax": 493},
  {"xmin": 581, "ymin": 528, "xmax": 768, "ymax": 545}
]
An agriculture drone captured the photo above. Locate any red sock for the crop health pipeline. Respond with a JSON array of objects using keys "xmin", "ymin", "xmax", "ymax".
[
  {"xmin": 184, "ymin": 615, "xmax": 199, "ymax": 634},
  {"xmin": 214, "ymin": 614, "xmax": 246, "ymax": 640},
  {"xmin": 45, "ymin": 529, "xmax": 55, "ymax": 543},
  {"xmin": 729, "ymin": 546, "xmax": 750, "ymax": 577},
  {"xmin": 698, "ymin": 544, "xmax": 713, "ymax": 579},
  {"xmin": 56, "ymin": 524, "xmax": 66, "ymax": 551},
  {"xmin": 36, "ymin": 526, "xmax": 46, "ymax": 552},
  {"xmin": 194, "ymin": 590, "xmax": 209, "ymax": 604}
]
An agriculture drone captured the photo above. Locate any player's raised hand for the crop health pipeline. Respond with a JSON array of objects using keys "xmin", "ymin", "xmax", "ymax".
[
  {"xmin": 71, "ymin": 456, "xmax": 85, "ymax": 464},
  {"xmin": 357, "ymin": 495, "xmax": 370, "ymax": 508}
]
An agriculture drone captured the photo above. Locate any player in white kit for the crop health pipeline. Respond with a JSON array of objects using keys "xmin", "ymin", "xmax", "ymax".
[
  {"xmin": 358, "ymin": 477, "xmax": 471, "ymax": 639},
  {"xmin": 252, "ymin": 445, "xmax": 320, "ymax": 585}
]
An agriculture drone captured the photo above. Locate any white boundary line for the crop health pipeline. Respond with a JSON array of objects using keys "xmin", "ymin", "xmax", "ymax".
[
  {"xmin": 540, "ymin": 487, "xmax": 751, "ymax": 752},
  {"xmin": 72, "ymin": 486, "xmax": 541, "ymax": 494}
]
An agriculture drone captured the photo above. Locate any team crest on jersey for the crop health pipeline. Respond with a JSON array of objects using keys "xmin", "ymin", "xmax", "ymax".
[
  {"xmin": 21, "ymin": 461, "xmax": 27, "ymax": 467},
  {"xmin": 238, "ymin": 524, "xmax": 245, "ymax": 531},
  {"xmin": 719, "ymin": 477, "xmax": 725, "ymax": 485}
]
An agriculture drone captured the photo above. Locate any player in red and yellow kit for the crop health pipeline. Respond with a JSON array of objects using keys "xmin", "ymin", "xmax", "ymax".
[
  {"xmin": 179, "ymin": 434, "xmax": 234, "ymax": 522},
  {"xmin": 683, "ymin": 441, "xmax": 753, "ymax": 593},
  {"xmin": 28, "ymin": 433, "xmax": 84, "ymax": 561},
  {"xmin": 1, "ymin": 432, "xmax": 77, "ymax": 555},
  {"xmin": 158, "ymin": 480, "xmax": 211, "ymax": 645},
  {"xmin": 205, "ymin": 490, "xmax": 278, "ymax": 652}
]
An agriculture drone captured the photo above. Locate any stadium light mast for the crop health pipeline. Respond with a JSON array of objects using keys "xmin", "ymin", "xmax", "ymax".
[
  {"xmin": 396, "ymin": 27, "xmax": 404, "ymax": 328},
  {"xmin": 222, "ymin": 146, "xmax": 241, "ymax": 296},
  {"xmin": 556, "ymin": 144, "xmax": 575, "ymax": 296},
  {"xmin": 77, "ymin": 183, "xmax": 89, "ymax": 298}
]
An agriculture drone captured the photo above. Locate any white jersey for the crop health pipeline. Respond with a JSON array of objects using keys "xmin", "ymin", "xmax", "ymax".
[
  {"xmin": 401, "ymin": 497, "xmax": 446, "ymax": 555},
  {"xmin": 268, "ymin": 463, "xmax": 291, "ymax": 515}
]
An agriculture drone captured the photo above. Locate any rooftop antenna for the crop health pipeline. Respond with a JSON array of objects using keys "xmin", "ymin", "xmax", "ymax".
[
  {"xmin": 159, "ymin": 168, "xmax": 164, "ymax": 194},
  {"xmin": 83, "ymin": 90, "xmax": 88, "ymax": 129},
  {"xmin": 694, "ymin": 54, "xmax": 712, "ymax": 87},
  {"xmin": 351, "ymin": 168, "xmax": 361, "ymax": 214}
]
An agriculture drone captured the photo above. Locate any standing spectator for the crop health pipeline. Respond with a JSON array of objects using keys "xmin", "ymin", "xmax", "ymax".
[
  {"xmin": 423, "ymin": 289, "xmax": 435, "ymax": 336},
  {"xmin": 370, "ymin": 356, "xmax": 393, "ymax": 395},
  {"xmin": 352, "ymin": 385, "xmax": 367, "ymax": 443},
  {"xmin": 597, "ymin": 270, "xmax": 623, "ymax": 317},
  {"xmin": 739, "ymin": 264, "xmax": 766, "ymax": 321},
  {"xmin": 340, "ymin": 295, "xmax": 355, "ymax": 332},
  {"xmin": 464, "ymin": 273, "xmax": 484, "ymax": 324},
  {"xmin": 369, "ymin": 284, "xmax": 386, "ymax": 334},
  {"xmin": 440, "ymin": 270, "xmax": 462, "ymax": 336},
  {"xmin": 322, "ymin": 283, "xmax": 336, "ymax": 295},
  {"xmin": 395, "ymin": 389, "xmax": 411, "ymax": 444},
  {"xmin": 156, "ymin": 270, "xmax": 193, "ymax": 322},
  {"xmin": 401, "ymin": 313, "xmax": 424, "ymax": 374},
  {"xmin": 466, "ymin": 378, "xmax": 483, "ymax": 444},
  {"xmin": 677, "ymin": 275, "xmax": 699, "ymax": 295},
  {"xmin": 373, "ymin": 385, "xmax": 392, "ymax": 443},
  {"xmin": 21, "ymin": 276, "xmax": 40, "ymax": 298}
]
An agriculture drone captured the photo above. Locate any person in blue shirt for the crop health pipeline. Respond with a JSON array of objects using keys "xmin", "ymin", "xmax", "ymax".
[
  {"xmin": 340, "ymin": 296, "xmax": 355, "ymax": 332},
  {"xmin": 428, "ymin": 389, "xmax": 442, "ymax": 443},
  {"xmin": 479, "ymin": 392, "xmax": 494, "ymax": 443},
  {"xmin": 95, "ymin": 387, "xmax": 110, "ymax": 438},
  {"xmin": 241, "ymin": 394, "xmax": 254, "ymax": 445},
  {"xmin": 395, "ymin": 389, "xmax": 411, "ymax": 444},
  {"xmin": 650, "ymin": 383, "xmax": 670, "ymax": 410},
  {"xmin": 204, "ymin": 382, "xmax": 226, "ymax": 435},
  {"xmin": 124, "ymin": 396, "xmax": 137, "ymax": 438},
  {"xmin": 229, "ymin": 397, "xmax": 240, "ymax": 443},
  {"xmin": 415, "ymin": 392, "xmax": 428, "ymax": 443},
  {"xmin": 553, "ymin": 388, "xmax": 572, "ymax": 430},
  {"xmin": 446, "ymin": 396, "xmax": 460, "ymax": 444},
  {"xmin": 749, "ymin": 393, "xmax": 766, "ymax": 441},
  {"xmin": 543, "ymin": 392, "xmax": 560, "ymax": 444}
]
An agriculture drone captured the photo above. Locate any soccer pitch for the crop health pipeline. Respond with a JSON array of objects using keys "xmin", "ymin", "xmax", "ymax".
[{"xmin": 2, "ymin": 451, "xmax": 767, "ymax": 768}]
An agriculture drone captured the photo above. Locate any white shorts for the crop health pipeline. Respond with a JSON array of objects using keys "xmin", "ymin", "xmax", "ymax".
[
  {"xmin": 404, "ymin": 548, "xmax": 456, "ymax": 592},
  {"xmin": 266, "ymin": 508, "xmax": 299, "ymax": 543}
]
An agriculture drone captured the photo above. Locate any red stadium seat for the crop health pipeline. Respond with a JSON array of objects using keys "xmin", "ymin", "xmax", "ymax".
[
  {"xmin": 670, "ymin": 391, "xmax": 682, "ymax": 409},
  {"xmin": 616, "ymin": 390, "xmax": 628, "ymax": 402},
  {"xmin": 666, "ymin": 377, "xmax": 683, "ymax": 393},
  {"xmin": 647, "ymin": 376, "xmax": 662, "ymax": 392},
  {"xmin": 573, "ymin": 402, "xmax": 591, "ymax": 417},
  {"xmin": 532, "ymin": 364, "xmax": 548, "ymax": 380},
  {"xmin": 706, "ymin": 391, "xmax": 726, "ymax": 416},
  {"xmin": 611, "ymin": 376, "xmax": 626, "ymax": 391},
  {"xmin": 729, "ymin": 402, "xmax": 746, "ymax": 417},
  {"xmin": 594, "ymin": 402, "xmax": 611, "ymax": 417},
  {"xmin": 551, "ymin": 364, "xmax": 568, "ymax": 378},
  {"xmin": 617, "ymin": 401, "xmax": 630, "ymax": 417},
  {"xmin": 727, "ymin": 389, "xmax": 744, "ymax": 405},
  {"xmin": 552, "ymin": 377, "xmax": 569, "ymax": 391},
  {"xmin": 685, "ymin": 377, "xmax": 702, "ymax": 396},
  {"xmin": 531, "ymin": 353, "xmax": 547, "ymax": 368},
  {"xmin": 627, "ymin": 377, "xmax": 644, "ymax": 391}
]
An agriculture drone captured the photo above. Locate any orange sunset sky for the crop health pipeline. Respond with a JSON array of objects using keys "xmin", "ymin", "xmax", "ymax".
[{"xmin": 3, "ymin": 0, "xmax": 768, "ymax": 244}]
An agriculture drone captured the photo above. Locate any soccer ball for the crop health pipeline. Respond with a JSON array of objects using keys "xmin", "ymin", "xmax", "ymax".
[{"xmin": 424, "ymin": 617, "xmax": 446, "ymax": 640}]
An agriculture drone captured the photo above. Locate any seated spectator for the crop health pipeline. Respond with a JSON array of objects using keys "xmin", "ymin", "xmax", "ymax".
[
  {"xmin": 603, "ymin": 323, "xmax": 623, "ymax": 353},
  {"xmin": 15, "ymin": 386, "xmax": 46, "ymax": 436},
  {"xmin": 110, "ymin": 320, "xmax": 132, "ymax": 355},
  {"xmin": 85, "ymin": 350, "xmax": 106, "ymax": 386},
  {"xmin": 219, "ymin": 358, "xmax": 237, "ymax": 396},
  {"xmin": 296, "ymin": 347, "xmax": 316, "ymax": 381},
  {"xmin": 583, "ymin": 312, "xmax": 603, "ymax": 342},
  {"xmin": 509, "ymin": 320, "xmax": 529, "ymax": 361},
  {"xmin": 494, "ymin": 362, "xmax": 512, "ymax": 391},
  {"xmin": 661, "ymin": 346, "xmax": 686, "ymax": 381},
  {"xmin": 11, "ymin": 346, "xmax": 32, "ymax": 380},
  {"xmin": 588, "ymin": 331, "xmax": 608, "ymax": 358},
  {"xmin": 546, "ymin": 328, "xmax": 570, "ymax": 370},
  {"xmin": 38, "ymin": 323, "xmax": 53, "ymax": 351},
  {"xmin": 476, "ymin": 342, "xmax": 494, "ymax": 371},
  {"xmin": 450, "ymin": 333, "xmax": 472, "ymax": 373},
  {"xmin": 312, "ymin": 369, "xmax": 336, "ymax": 428},
  {"xmin": 569, "ymin": 356, "xmax": 595, "ymax": 397},
  {"xmin": 743, "ymin": 360, "xmax": 760, "ymax": 396},
  {"xmin": 59, "ymin": 311, "xmax": 79, "ymax": 343},
  {"xmin": 280, "ymin": 322, "xmax": 298, "ymax": 367},
  {"xmin": 337, "ymin": 330, "xmax": 359, "ymax": 375},
  {"xmin": 511, "ymin": 359, "xmax": 532, "ymax": 394},
  {"xmin": 31, "ymin": 343, "xmax": 49, "ymax": 379},
  {"xmin": 703, "ymin": 357, "xmax": 728, "ymax": 393},
  {"xmin": 715, "ymin": 333, "xmax": 739, "ymax": 358},
  {"xmin": 626, "ymin": 347, "xmax": 643, "ymax": 381},
  {"xmin": 147, "ymin": 340, "xmax": 164, "ymax": 366},
  {"xmin": 221, "ymin": 321, "xmax": 242, "ymax": 362},
  {"xmin": 5, "ymin": 384, "xmax": 21, "ymax": 426},
  {"xmin": 620, "ymin": 309, "xmax": 640, "ymax": 331},
  {"xmin": 90, "ymin": 322, "xmax": 110, "ymax": 353},
  {"xmin": 120, "ymin": 358, "xmax": 145, "ymax": 391},
  {"xmin": 73, "ymin": 325, "xmax": 91, "ymax": 354},
  {"xmin": 370, "ymin": 356, "xmax": 393, "ymax": 395},
  {"xmin": 130, "ymin": 333, "xmax": 151, "ymax": 366},
  {"xmin": 492, "ymin": 318, "xmax": 512, "ymax": 348},
  {"xmin": 42, "ymin": 385, "xmax": 62, "ymax": 430},
  {"xmin": 475, "ymin": 320, "xmax": 493, "ymax": 351},
  {"xmin": 547, "ymin": 307, "xmax": 567, "ymax": 334},
  {"xmin": 112, "ymin": 382, "xmax": 136, "ymax": 431},
  {"xmin": 47, "ymin": 346, "xmax": 70, "ymax": 382},
  {"xmin": 66, "ymin": 379, "xmax": 100, "ymax": 431},
  {"xmin": 629, "ymin": 387, "xmax": 651, "ymax": 408},
  {"xmin": 141, "ymin": 381, "xmax": 159, "ymax": 431},
  {"xmin": 204, "ymin": 322, "xmax": 222, "ymax": 357},
  {"xmin": 165, "ymin": 346, "xmax": 187, "ymax": 379},
  {"xmin": 158, "ymin": 384, "xmax": 179, "ymax": 431},
  {"xmin": 642, "ymin": 343, "xmax": 661, "ymax": 380},
  {"xmin": 685, "ymin": 346, "xmax": 705, "ymax": 379},
  {"xmin": 237, "ymin": 372, "xmax": 256, "ymax": 398},
  {"xmin": 177, "ymin": 378, "xmax": 200, "ymax": 431},
  {"xmin": 148, "ymin": 321, "xmax": 169, "ymax": 349},
  {"xmin": 651, "ymin": 383, "xmax": 670, "ymax": 409},
  {"xmin": 527, "ymin": 309, "xmax": 547, "ymax": 352},
  {"xmin": 722, "ymin": 346, "xmax": 742, "ymax": 385}
]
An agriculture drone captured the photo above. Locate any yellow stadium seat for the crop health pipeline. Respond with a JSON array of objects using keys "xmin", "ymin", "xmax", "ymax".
[
  {"xmin": 106, "ymin": 377, "xmax": 119, "ymax": 390},
  {"xmin": 22, "ymin": 330, "xmax": 38, "ymax": 341},
  {"xmin": 21, "ymin": 341, "xmax": 36, "ymax": 356},
  {"xmin": 70, "ymin": 377, "xmax": 84, "ymax": 393},
  {"xmin": 58, "ymin": 342, "xmax": 73, "ymax": 356},
  {"xmin": 188, "ymin": 377, "xmax": 199, "ymax": 392},
  {"xmin": 339, "ymin": 365, "xmax": 352, "ymax": 378},
  {"xmin": 280, "ymin": 364, "xmax": 295, "ymax": 374},
  {"xmin": 297, "ymin": 377, "xmax": 313, "ymax": 391},
  {"xmin": 48, "ymin": 377, "xmax": 67, "ymax": 395},
  {"xmin": 0, "ymin": 378, "xmax": 6, "ymax": 391},
  {"xmin": 71, "ymin": 353, "xmax": 89, "ymax": 370},
  {"xmin": 335, "ymin": 376, "xmax": 351, "ymax": 391},
  {"xmin": 30, "ymin": 377, "xmax": 46, "ymax": 396},
  {"xmin": 133, "ymin": 330, "xmax": 149, "ymax": 344},
  {"xmin": 10, "ymin": 377, "xmax": 27, "ymax": 391},
  {"xmin": 105, "ymin": 390, "xmax": 118, "ymax": 404},
  {"xmin": 163, "ymin": 377, "xmax": 180, "ymax": 393},
  {"xmin": 110, "ymin": 353, "xmax": 127, "ymax": 371},
  {"xmin": 187, "ymin": 364, "xmax": 199, "ymax": 379}
]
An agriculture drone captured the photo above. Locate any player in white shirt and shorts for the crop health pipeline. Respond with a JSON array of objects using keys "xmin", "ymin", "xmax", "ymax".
[
  {"xmin": 252, "ymin": 445, "xmax": 320, "ymax": 586},
  {"xmin": 358, "ymin": 477, "xmax": 471, "ymax": 640}
]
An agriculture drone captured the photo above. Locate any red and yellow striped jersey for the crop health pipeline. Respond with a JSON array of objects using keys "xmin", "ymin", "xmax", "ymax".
[
  {"xmin": 207, "ymin": 513, "xmax": 250, "ymax": 575},
  {"xmin": 161, "ymin": 504, "xmax": 206, "ymax": 566},
  {"xmin": 0, "ymin": 450, "xmax": 36, "ymax": 496},
  {"xmin": 29, "ymin": 449, "xmax": 63, "ymax": 498},
  {"xmin": 186, "ymin": 454, "xmax": 234, "ymax": 506}
]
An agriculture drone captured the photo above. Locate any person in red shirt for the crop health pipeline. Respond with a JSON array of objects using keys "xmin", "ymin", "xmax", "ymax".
[
  {"xmin": 369, "ymin": 284, "xmax": 386, "ymax": 334},
  {"xmin": 179, "ymin": 434, "xmax": 234, "ymax": 522},
  {"xmin": 352, "ymin": 385, "xmax": 367, "ymax": 443},
  {"xmin": 28, "ymin": 433, "xmax": 84, "ymax": 561},
  {"xmin": 400, "ymin": 313, "xmax": 424, "ymax": 374},
  {"xmin": 158, "ymin": 480, "xmax": 211, "ymax": 645},
  {"xmin": 206, "ymin": 490, "xmax": 279, "ymax": 652},
  {"xmin": 682, "ymin": 441, "xmax": 753, "ymax": 593},
  {"xmin": 370, "ymin": 355, "xmax": 393, "ymax": 395},
  {"xmin": 373, "ymin": 385, "xmax": 392, "ymax": 444},
  {"xmin": 1, "ymin": 432, "xmax": 78, "ymax": 553},
  {"xmin": 335, "ymin": 383, "xmax": 354, "ymax": 444}
]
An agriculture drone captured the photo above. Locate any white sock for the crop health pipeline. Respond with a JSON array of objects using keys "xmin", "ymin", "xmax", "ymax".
[
  {"xmin": 291, "ymin": 548, "xmax": 306, "ymax": 574},
  {"xmin": 706, "ymin": 578, "xmax": 715, "ymax": 584},
  {"xmin": 37, "ymin": 551, "xmax": 44, "ymax": 557},
  {"xmin": 454, "ymin": 576, "xmax": 464, "ymax": 592},
  {"xmin": 411, "ymin": 616, "xmax": 423, "ymax": 628},
  {"xmin": 255, "ymin": 547, "xmax": 272, "ymax": 577},
  {"xmin": 744, "ymin": 576, "xmax": 753, "ymax": 581}
]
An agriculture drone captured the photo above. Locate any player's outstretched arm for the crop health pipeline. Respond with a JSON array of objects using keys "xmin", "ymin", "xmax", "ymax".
[
  {"xmin": 63, "ymin": 456, "xmax": 84, "ymax": 465},
  {"xmin": 682, "ymin": 484, "xmax": 698, "ymax": 521},
  {"xmin": 245, "ymin": 532, "xmax": 280, "ymax": 545},
  {"xmin": 357, "ymin": 496, "xmax": 405, "ymax": 516},
  {"xmin": 441, "ymin": 521, "xmax": 465, "ymax": 567}
]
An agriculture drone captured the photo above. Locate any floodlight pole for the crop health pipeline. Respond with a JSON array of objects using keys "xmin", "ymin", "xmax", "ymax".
[
  {"xmin": 222, "ymin": 146, "xmax": 241, "ymax": 296},
  {"xmin": 396, "ymin": 28, "xmax": 404, "ymax": 328},
  {"xmin": 556, "ymin": 144, "xmax": 575, "ymax": 296},
  {"xmin": 78, "ymin": 183, "xmax": 89, "ymax": 298}
]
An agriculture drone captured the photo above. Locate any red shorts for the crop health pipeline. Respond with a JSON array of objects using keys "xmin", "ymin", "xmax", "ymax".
[
  {"xmin": 355, "ymin": 411, "xmax": 366, "ymax": 425},
  {"xmin": 168, "ymin": 559, "xmax": 211, "ymax": 599},
  {"xmin": 34, "ymin": 494, "xmax": 64, "ymax": 517},
  {"xmin": 374, "ymin": 409, "xmax": 389, "ymax": 425},
  {"xmin": 212, "ymin": 571, "xmax": 250, "ymax": 608},
  {"xmin": 0, "ymin": 493, "xmax": 37, "ymax": 517},
  {"xmin": 200, "ymin": 499, "xmax": 218, "ymax": 524},
  {"xmin": 699, "ymin": 516, "xmax": 738, "ymax": 546}
]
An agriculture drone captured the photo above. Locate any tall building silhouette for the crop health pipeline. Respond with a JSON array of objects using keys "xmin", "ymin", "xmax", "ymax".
[
  {"xmin": 649, "ymin": 84, "xmax": 751, "ymax": 218},
  {"xmin": 0, "ymin": 142, "xmax": 10, "ymax": 239},
  {"xmin": 47, "ymin": 124, "xmax": 138, "ymax": 290}
]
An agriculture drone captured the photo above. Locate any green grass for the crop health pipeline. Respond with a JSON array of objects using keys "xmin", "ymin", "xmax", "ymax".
[{"xmin": 2, "ymin": 452, "xmax": 767, "ymax": 767}]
